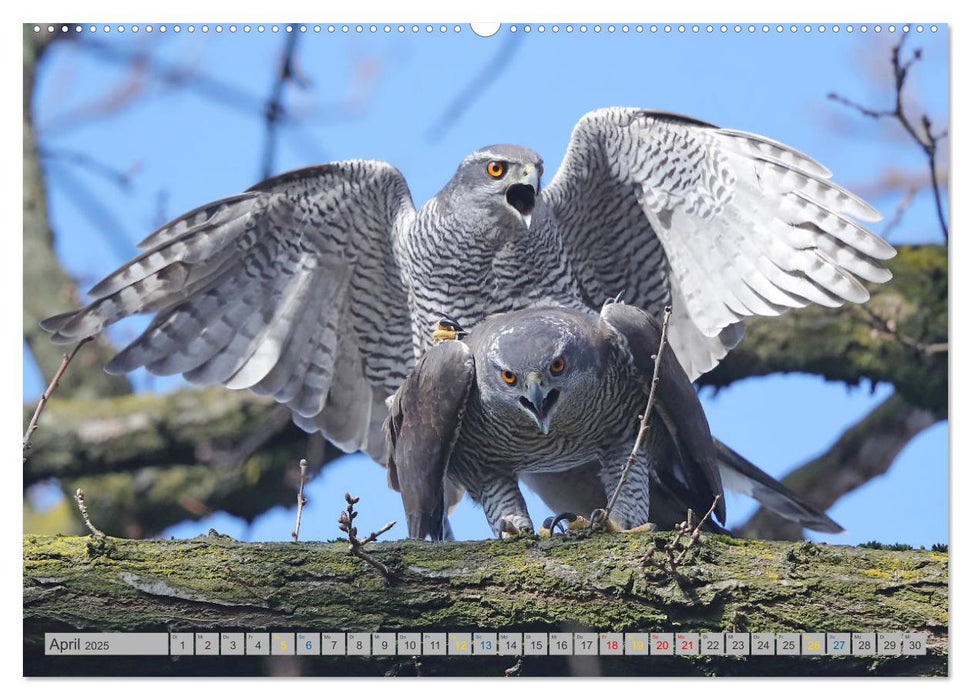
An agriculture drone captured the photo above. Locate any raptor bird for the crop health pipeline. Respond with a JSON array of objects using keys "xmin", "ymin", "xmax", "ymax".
[
  {"xmin": 41, "ymin": 108, "xmax": 892, "ymax": 529},
  {"xmin": 386, "ymin": 304, "xmax": 843, "ymax": 540}
]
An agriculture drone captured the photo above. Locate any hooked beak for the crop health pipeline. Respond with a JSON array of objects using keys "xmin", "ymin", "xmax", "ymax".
[
  {"xmin": 518, "ymin": 372, "xmax": 559, "ymax": 435},
  {"xmin": 505, "ymin": 168, "xmax": 539, "ymax": 229}
]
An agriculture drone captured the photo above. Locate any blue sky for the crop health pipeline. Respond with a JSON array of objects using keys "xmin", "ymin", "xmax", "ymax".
[{"xmin": 25, "ymin": 23, "xmax": 948, "ymax": 546}]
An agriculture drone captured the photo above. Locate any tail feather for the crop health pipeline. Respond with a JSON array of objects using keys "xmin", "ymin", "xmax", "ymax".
[{"xmin": 714, "ymin": 439, "xmax": 843, "ymax": 534}]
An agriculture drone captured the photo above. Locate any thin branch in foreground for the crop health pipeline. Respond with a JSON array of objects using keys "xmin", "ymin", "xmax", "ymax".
[
  {"xmin": 828, "ymin": 32, "xmax": 948, "ymax": 240},
  {"xmin": 337, "ymin": 493, "xmax": 396, "ymax": 582},
  {"xmin": 73, "ymin": 488, "xmax": 105, "ymax": 538},
  {"xmin": 291, "ymin": 459, "xmax": 309, "ymax": 543},
  {"xmin": 598, "ymin": 305, "xmax": 673, "ymax": 528},
  {"xmin": 23, "ymin": 339, "xmax": 90, "ymax": 463}
]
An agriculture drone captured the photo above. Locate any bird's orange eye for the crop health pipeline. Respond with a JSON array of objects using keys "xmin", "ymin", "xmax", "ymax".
[
  {"xmin": 549, "ymin": 357, "xmax": 566, "ymax": 375},
  {"xmin": 487, "ymin": 161, "xmax": 506, "ymax": 179},
  {"xmin": 501, "ymin": 370, "xmax": 517, "ymax": 385}
]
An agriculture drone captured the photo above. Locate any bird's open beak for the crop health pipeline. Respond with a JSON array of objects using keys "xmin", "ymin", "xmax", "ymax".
[
  {"xmin": 505, "ymin": 169, "xmax": 539, "ymax": 230},
  {"xmin": 519, "ymin": 372, "xmax": 559, "ymax": 435}
]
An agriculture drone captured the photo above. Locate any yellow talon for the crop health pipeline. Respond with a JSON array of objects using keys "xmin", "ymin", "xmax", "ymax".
[
  {"xmin": 432, "ymin": 324, "xmax": 458, "ymax": 342},
  {"xmin": 432, "ymin": 316, "xmax": 467, "ymax": 343}
]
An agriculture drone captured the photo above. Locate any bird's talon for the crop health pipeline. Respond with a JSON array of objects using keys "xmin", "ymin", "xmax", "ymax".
[
  {"xmin": 540, "ymin": 512, "xmax": 595, "ymax": 537},
  {"xmin": 498, "ymin": 515, "xmax": 534, "ymax": 539},
  {"xmin": 432, "ymin": 315, "xmax": 468, "ymax": 343},
  {"xmin": 589, "ymin": 509, "xmax": 628, "ymax": 533}
]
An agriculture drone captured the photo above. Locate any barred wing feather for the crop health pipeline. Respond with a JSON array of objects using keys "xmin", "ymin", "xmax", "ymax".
[
  {"xmin": 41, "ymin": 160, "xmax": 417, "ymax": 461},
  {"xmin": 545, "ymin": 108, "xmax": 893, "ymax": 380}
]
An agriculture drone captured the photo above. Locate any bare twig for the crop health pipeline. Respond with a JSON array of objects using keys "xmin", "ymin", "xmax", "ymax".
[
  {"xmin": 23, "ymin": 339, "xmax": 90, "ymax": 463},
  {"xmin": 599, "ymin": 305, "xmax": 673, "ymax": 527},
  {"xmin": 337, "ymin": 493, "xmax": 396, "ymax": 582},
  {"xmin": 860, "ymin": 304, "xmax": 948, "ymax": 356},
  {"xmin": 73, "ymin": 488, "xmax": 105, "ymax": 538},
  {"xmin": 881, "ymin": 185, "xmax": 919, "ymax": 239},
  {"xmin": 261, "ymin": 32, "xmax": 303, "ymax": 179},
  {"xmin": 291, "ymin": 459, "xmax": 309, "ymax": 543},
  {"xmin": 640, "ymin": 496, "xmax": 720, "ymax": 575},
  {"xmin": 425, "ymin": 31, "xmax": 522, "ymax": 141},
  {"xmin": 828, "ymin": 32, "xmax": 948, "ymax": 240},
  {"xmin": 229, "ymin": 405, "xmax": 294, "ymax": 470},
  {"xmin": 672, "ymin": 496, "xmax": 721, "ymax": 568},
  {"xmin": 38, "ymin": 146, "xmax": 138, "ymax": 191}
]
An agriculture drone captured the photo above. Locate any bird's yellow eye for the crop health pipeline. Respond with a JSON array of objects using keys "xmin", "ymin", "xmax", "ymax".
[
  {"xmin": 549, "ymin": 357, "xmax": 566, "ymax": 375},
  {"xmin": 486, "ymin": 161, "xmax": 506, "ymax": 179},
  {"xmin": 501, "ymin": 370, "xmax": 517, "ymax": 385}
]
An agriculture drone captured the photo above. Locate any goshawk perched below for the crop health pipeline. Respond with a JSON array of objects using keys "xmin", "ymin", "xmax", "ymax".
[
  {"xmin": 41, "ymin": 108, "xmax": 891, "ymax": 523},
  {"xmin": 386, "ymin": 303, "xmax": 842, "ymax": 539}
]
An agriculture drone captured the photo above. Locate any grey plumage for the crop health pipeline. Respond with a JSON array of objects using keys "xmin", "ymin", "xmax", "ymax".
[
  {"xmin": 386, "ymin": 303, "xmax": 841, "ymax": 539},
  {"xmin": 41, "ymin": 108, "xmax": 891, "ymax": 517}
]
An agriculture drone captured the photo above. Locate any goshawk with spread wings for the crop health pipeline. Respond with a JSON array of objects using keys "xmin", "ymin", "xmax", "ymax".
[{"xmin": 41, "ymin": 108, "xmax": 892, "ymax": 524}]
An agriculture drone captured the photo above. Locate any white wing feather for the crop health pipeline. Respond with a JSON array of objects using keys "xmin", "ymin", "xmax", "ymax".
[{"xmin": 545, "ymin": 108, "xmax": 893, "ymax": 379}]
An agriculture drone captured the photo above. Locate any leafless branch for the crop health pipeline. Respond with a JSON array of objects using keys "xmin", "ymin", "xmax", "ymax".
[
  {"xmin": 426, "ymin": 32, "xmax": 522, "ymax": 141},
  {"xmin": 38, "ymin": 146, "xmax": 138, "ymax": 191},
  {"xmin": 641, "ymin": 496, "xmax": 720, "ymax": 576},
  {"xmin": 828, "ymin": 32, "xmax": 948, "ymax": 240},
  {"xmin": 228, "ymin": 405, "xmax": 294, "ymax": 470},
  {"xmin": 44, "ymin": 160, "xmax": 138, "ymax": 262},
  {"xmin": 599, "ymin": 305, "xmax": 673, "ymax": 528},
  {"xmin": 880, "ymin": 185, "xmax": 919, "ymax": 239},
  {"xmin": 860, "ymin": 304, "xmax": 948, "ymax": 357},
  {"xmin": 291, "ymin": 459, "xmax": 309, "ymax": 543},
  {"xmin": 39, "ymin": 50, "xmax": 150, "ymax": 135},
  {"xmin": 738, "ymin": 393, "xmax": 939, "ymax": 540},
  {"xmin": 261, "ymin": 33, "xmax": 305, "ymax": 180},
  {"xmin": 337, "ymin": 493, "xmax": 396, "ymax": 582},
  {"xmin": 23, "ymin": 339, "xmax": 90, "ymax": 463},
  {"xmin": 69, "ymin": 36, "xmax": 266, "ymax": 123},
  {"xmin": 73, "ymin": 488, "xmax": 105, "ymax": 538}
]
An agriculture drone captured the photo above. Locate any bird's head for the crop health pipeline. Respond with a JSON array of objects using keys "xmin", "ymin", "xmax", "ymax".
[
  {"xmin": 446, "ymin": 145, "xmax": 543, "ymax": 232},
  {"xmin": 478, "ymin": 309, "xmax": 600, "ymax": 436}
]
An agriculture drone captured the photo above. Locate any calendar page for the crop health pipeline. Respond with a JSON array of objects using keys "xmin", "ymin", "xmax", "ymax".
[{"xmin": 22, "ymin": 18, "xmax": 948, "ymax": 678}]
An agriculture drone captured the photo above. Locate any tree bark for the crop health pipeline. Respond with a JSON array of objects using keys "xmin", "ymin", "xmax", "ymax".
[
  {"xmin": 23, "ymin": 26, "xmax": 130, "ymax": 399},
  {"xmin": 24, "ymin": 533, "xmax": 947, "ymax": 676}
]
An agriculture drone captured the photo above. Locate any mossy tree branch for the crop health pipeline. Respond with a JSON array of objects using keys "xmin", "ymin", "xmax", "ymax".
[
  {"xmin": 23, "ymin": 387, "xmax": 338, "ymax": 537},
  {"xmin": 24, "ymin": 533, "xmax": 947, "ymax": 676}
]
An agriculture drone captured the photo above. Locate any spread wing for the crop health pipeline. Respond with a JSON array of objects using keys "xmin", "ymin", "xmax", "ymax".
[
  {"xmin": 600, "ymin": 302, "xmax": 726, "ymax": 523},
  {"xmin": 386, "ymin": 340, "xmax": 475, "ymax": 540},
  {"xmin": 41, "ymin": 160, "xmax": 416, "ymax": 462},
  {"xmin": 545, "ymin": 108, "xmax": 894, "ymax": 380}
]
